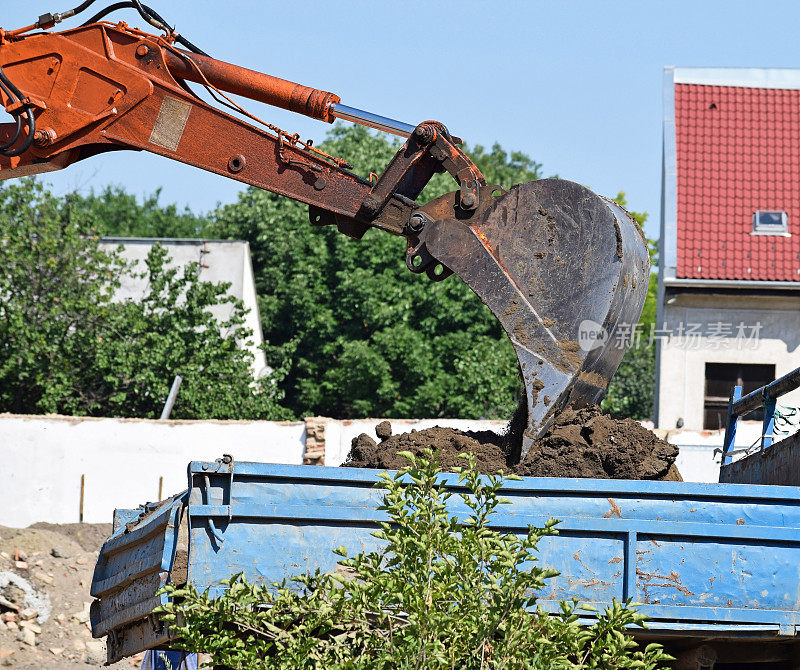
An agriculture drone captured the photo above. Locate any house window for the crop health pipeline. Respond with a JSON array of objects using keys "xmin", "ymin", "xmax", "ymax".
[
  {"xmin": 703, "ymin": 363, "xmax": 775, "ymax": 430},
  {"xmin": 752, "ymin": 210, "xmax": 788, "ymax": 235}
]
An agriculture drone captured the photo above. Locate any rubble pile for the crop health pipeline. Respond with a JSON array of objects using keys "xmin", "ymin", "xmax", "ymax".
[{"xmin": 0, "ymin": 524, "xmax": 141, "ymax": 670}]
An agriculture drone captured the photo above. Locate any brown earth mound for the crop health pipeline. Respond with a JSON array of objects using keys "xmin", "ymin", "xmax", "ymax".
[
  {"xmin": 345, "ymin": 405, "xmax": 681, "ymax": 481},
  {"xmin": 514, "ymin": 406, "xmax": 681, "ymax": 480},
  {"xmin": 348, "ymin": 427, "xmax": 508, "ymax": 473}
]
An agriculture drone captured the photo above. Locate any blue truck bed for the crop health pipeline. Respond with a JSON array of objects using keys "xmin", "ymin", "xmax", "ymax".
[{"xmin": 91, "ymin": 459, "xmax": 800, "ymax": 663}]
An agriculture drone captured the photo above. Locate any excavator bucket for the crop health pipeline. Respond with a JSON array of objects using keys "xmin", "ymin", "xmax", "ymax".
[{"xmin": 416, "ymin": 179, "xmax": 650, "ymax": 460}]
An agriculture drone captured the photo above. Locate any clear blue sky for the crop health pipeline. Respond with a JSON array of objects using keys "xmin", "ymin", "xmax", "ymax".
[{"xmin": 4, "ymin": 1, "xmax": 799, "ymax": 238}]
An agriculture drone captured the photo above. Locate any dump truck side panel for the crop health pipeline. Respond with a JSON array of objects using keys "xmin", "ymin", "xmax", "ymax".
[{"xmin": 92, "ymin": 461, "xmax": 800, "ymax": 662}]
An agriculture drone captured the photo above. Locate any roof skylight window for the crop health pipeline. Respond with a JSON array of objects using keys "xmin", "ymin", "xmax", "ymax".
[{"xmin": 752, "ymin": 210, "xmax": 789, "ymax": 235}]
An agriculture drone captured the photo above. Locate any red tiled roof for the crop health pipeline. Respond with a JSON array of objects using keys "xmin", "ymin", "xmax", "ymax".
[{"xmin": 675, "ymin": 82, "xmax": 800, "ymax": 281}]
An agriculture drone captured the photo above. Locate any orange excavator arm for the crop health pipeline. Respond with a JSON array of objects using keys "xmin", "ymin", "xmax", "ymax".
[
  {"xmin": 0, "ymin": 6, "xmax": 651, "ymax": 458},
  {"xmin": 0, "ymin": 19, "xmax": 483, "ymax": 249}
]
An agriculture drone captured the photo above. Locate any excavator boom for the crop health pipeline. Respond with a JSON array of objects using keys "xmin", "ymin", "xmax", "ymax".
[{"xmin": 0, "ymin": 9, "xmax": 650, "ymax": 456}]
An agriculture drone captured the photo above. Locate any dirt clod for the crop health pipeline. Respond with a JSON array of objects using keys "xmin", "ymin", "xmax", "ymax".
[
  {"xmin": 514, "ymin": 406, "xmax": 678, "ymax": 479},
  {"xmin": 345, "ymin": 405, "xmax": 680, "ymax": 481},
  {"xmin": 375, "ymin": 420, "xmax": 392, "ymax": 441}
]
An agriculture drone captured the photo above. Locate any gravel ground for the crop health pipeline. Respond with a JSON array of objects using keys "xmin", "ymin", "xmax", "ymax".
[{"xmin": 0, "ymin": 523, "xmax": 144, "ymax": 669}]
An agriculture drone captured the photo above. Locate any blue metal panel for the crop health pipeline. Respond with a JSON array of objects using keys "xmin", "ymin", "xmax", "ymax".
[
  {"xmin": 113, "ymin": 507, "xmax": 144, "ymax": 534},
  {"xmin": 722, "ymin": 385, "xmax": 742, "ymax": 465},
  {"xmin": 183, "ymin": 462, "xmax": 800, "ymax": 631},
  {"xmin": 190, "ymin": 460, "xmax": 800, "ymax": 501},
  {"xmin": 92, "ymin": 460, "xmax": 800, "ymax": 661},
  {"xmin": 762, "ymin": 395, "xmax": 777, "ymax": 450},
  {"xmin": 721, "ymin": 365, "xmax": 800, "ymax": 477},
  {"xmin": 91, "ymin": 493, "xmax": 187, "ymax": 661},
  {"xmin": 635, "ymin": 535, "xmax": 799, "ymax": 611}
]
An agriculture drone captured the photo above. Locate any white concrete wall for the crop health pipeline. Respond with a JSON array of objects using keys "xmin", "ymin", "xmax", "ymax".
[
  {"xmin": 0, "ymin": 414, "xmax": 305, "ymax": 527},
  {"xmin": 656, "ymin": 293, "xmax": 800, "ymax": 430},
  {"xmin": 658, "ymin": 421, "xmax": 767, "ymax": 483}
]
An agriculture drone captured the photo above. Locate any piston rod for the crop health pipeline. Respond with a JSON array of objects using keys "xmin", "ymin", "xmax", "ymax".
[{"xmin": 329, "ymin": 103, "xmax": 415, "ymax": 138}]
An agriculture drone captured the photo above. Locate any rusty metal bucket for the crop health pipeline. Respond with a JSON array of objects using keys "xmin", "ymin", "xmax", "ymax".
[{"xmin": 415, "ymin": 179, "xmax": 650, "ymax": 459}]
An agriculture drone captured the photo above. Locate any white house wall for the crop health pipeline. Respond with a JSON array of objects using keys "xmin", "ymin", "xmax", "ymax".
[{"xmin": 656, "ymin": 293, "xmax": 800, "ymax": 430}]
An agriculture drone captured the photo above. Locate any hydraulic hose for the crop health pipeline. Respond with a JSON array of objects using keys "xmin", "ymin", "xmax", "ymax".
[
  {"xmin": 81, "ymin": 1, "xmax": 209, "ymax": 55},
  {"xmin": 0, "ymin": 64, "xmax": 35, "ymax": 157}
]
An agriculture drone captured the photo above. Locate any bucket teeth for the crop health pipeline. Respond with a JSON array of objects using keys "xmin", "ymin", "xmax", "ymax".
[{"xmin": 417, "ymin": 179, "xmax": 650, "ymax": 458}]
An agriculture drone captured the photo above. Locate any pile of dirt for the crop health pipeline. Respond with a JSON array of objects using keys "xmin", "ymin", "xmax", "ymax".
[
  {"xmin": 346, "ymin": 409, "xmax": 681, "ymax": 481},
  {"xmin": 513, "ymin": 406, "xmax": 681, "ymax": 480},
  {"xmin": 349, "ymin": 424, "xmax": 508, "ymax": 473},
  {"xmin": 0, "ymin": 523, "xmax": 143, "ymax": 670}
]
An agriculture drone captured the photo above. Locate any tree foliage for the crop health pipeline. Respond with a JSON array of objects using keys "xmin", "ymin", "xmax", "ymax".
[
  {"xmin": 158, "ymin": 451, "xmax": 671, "ymax": 669},
  {"xmin": 61, "ymin": 185, "xmax": 209, "ymax": 238},
  {"xmin": 601, "ymin": 194, "xmax": 657, "ymax": 421},
  {"xmin": 0, "ymin": 180, "xmax": 286, "ymax": 419},
  {"xmin": 208, "ymin": 126, "xmax": 656, "ymax": 422},
  {"xmin": 1, "ymin": 126, "xmax": 657, "ymax": 423},
  {"xmin": 600, "ymin": 337, "xmax": 655, "ymax": 421}
]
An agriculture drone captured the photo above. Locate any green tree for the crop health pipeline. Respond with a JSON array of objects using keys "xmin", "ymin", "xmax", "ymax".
[
  {"xmin": 601, "ymin": 192, "xmax": 657, "ymax": 420},
  {"xmin": 206, "ymin": 125, "xmax": 543, "ymax": 421},
  {"xmin": 4, "ymin": 129, "xmax": 654, "ymax": 423},
  {"xmin": 61, "ymin": 185, "xmax": 209, "ymax": 237},
  {"xmin": 209, "ymin": 125, "xmax": 655, "ymax": 422},
  {"xmin": 158, "ymin": 451, "xmax": 671, "ymax": 669},
  {"xmin": 601, "ymin": 342, "xmax": 655, "ymax": 420},
  {"xmin": 0, "ymin": 180, "xmax": 287, "ymax": 420}
]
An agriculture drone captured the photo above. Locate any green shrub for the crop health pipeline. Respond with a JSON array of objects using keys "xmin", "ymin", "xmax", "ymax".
[
  {"xmin": 157, "ymin": 452, "xmax": 671, "ymax": 669},
  {"xmin": 0, "ymin": 180, "xmax": 287, "ymax": 419}
]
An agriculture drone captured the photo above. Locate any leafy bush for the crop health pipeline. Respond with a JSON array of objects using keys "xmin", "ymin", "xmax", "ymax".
[
  {"xmin": 158, "ymin": 452, "xmax": 670, "ymax": 669},
  {"xmin": 0, "ymin": 180, "xmax": 287, "ymax": 419}
]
